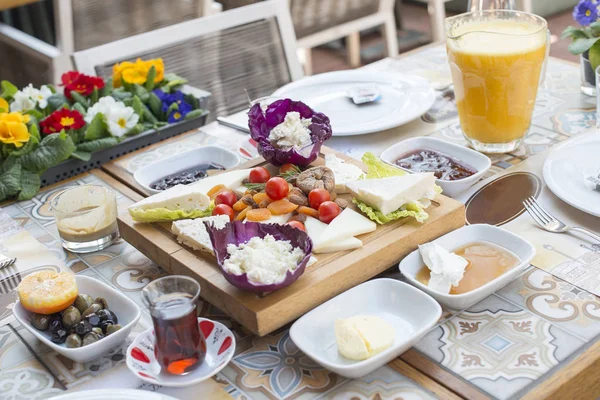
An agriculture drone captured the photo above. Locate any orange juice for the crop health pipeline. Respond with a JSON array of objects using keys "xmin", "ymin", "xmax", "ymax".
[{"xmin": 447, "ymin": 13, "xmax": 547, "ymax": 153}]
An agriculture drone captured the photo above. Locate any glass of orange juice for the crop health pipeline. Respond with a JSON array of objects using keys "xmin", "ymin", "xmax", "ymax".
[{"xmin": 446, "ymin": 10, "xmax": 548, "ymax": 153}]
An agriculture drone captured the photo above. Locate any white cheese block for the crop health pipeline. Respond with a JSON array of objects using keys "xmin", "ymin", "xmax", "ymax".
[
  {"xmin": 171, "ymin": 215, "xmax": 229, "ymax": 254},
  {"xmin": 318, "ymin": 208, "xmax": 375, "ymax": 247},
  {"xmin": 324, "ymin": 154, "xmax": 364, "ymax": 194},
  {"xmin": 335, "ymin": 315, "xmax": 395, "ymax": 361},
  {"xmin": 190, "ymin": 169, "xmax": 251, "ymax": 194},
  {"xmin": 129, "ymin": 184, "xmax": 211, "ymax": 213},
  {"xmin": 304, "ymin": 216, "xmax": 362, "ymax": 254},
  {"xmin": 346, "ymin": 173, "xmax": 436, "ymax": 215}
]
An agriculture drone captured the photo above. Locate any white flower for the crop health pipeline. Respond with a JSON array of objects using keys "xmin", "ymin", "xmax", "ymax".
[
  {"xmin": 33, "ymin": 85, "xmax": 52, "ymax": 109},
  {"xmin": 106, "ymin": 106, "xmax": 139, "ymax": 137},
  {"xmin": 10, "ymin": 91, "xmax": 36, "ymax": 112},
  {"xmin": 9, "ymin": 84, "xmax": 53, "ymax": 111},
  {"xmin": 85, "ymin": 96, "xmax": 118, "ymax": 124}
]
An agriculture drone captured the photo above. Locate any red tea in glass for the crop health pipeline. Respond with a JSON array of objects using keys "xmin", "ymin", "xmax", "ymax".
[{"xmin": 142, "ymin": 276, "xmax": 206, "ymax": 375}]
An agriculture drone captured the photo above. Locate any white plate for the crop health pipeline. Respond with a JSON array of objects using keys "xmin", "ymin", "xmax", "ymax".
[
  {"xmin": 13, "ymin": 275, "xmax": 141, "ymax": 363},
  {"xmin": 50, "ymin": 389, "xmax": 177, "ymax": 400},
  {"xmin": 289, "ymin": 279, "xmax": 441, "ymax": 379},
  {"xmin": 543, "ymin": 134, "xmax": 600, "ymax": 217},
  {"xmin": 126, "ymin": 317, "xmax": 235, "ymax": 387},
  {"xmin": 380, "ymin": 137, "xmax": 491, "ymax": 197},
  {"xmin": 133, "ymin": 146, "xmax": 240, "ymax": 194},
  {"xmin": 399, "ymin": 224, "xmax": 536, "ymax": 310},
  {"xmin": 273, "ymin": 70, "xmax": 435, "ymax": 136}
]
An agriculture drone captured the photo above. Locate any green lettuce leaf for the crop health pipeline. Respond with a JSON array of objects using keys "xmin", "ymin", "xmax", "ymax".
[
  {"xmin": 21, "ymin": 130, "xmax": 75, "ymax": 173},
  {"xmin": 129, "ymin": 203, "xmax": 214, "ymax": 223},
  {"xmin": 353, "ymin": 199, "xmax": 429, "ymax": 225},
  {"xmin": 361, "ymin": 152, "xmax": 406, "ymax": 179}
]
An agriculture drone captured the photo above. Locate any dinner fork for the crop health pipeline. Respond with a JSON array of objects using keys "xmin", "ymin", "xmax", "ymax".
[
  {"xmin": 0, "ymin": 255, "xmax": 16, "ymax": 270},
  {"xmin": 523, "ymin": 197, "xmax": 600, "ymax": 243}
]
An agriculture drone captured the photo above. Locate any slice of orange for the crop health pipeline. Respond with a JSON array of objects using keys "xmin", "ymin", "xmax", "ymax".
[{"xmin": 18, "ymin": 270, "xmax": 78, "ymax": 314}]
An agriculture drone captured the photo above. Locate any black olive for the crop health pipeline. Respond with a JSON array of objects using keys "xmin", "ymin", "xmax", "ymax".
[
  {"xmin": 51, "ymin": 328, "xmax": 68, "ymax": 344},
  {"xmin": 49, "ymin": 319, "xmax": 64, "ymax": 334},
  {"xmin": 97, "ymin": 309, "xmax": 118, "ymax": 324},
  {"xmin": 99, "ymin": 320, "xmax": 114, "ymax": 333},
  {"xmin": 85, "ymin": 313, "xmax": 101, "ymax": 327},
  {"xmin": 74, "ymin": 320, "xmax": 92, "ymax": 336}
]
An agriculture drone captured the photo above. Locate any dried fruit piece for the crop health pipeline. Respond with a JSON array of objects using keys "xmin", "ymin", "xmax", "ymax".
[
  {"xmin": 235, "ymin": 206, "xmax": 251, "ymax": 221},
  {"xmin": 288, "ymin": 188, "xmax": 308, "ymax": 206},
  {"xmin": 18, "ymin": 270, "xmax": 78, "ymax": 314},
  {"xmin": 334, "ymin": 198, "xmax": 349, "ymax": 209},
  {"xmin": 267, "ymin": 199, "xmax": 299, "ymax": 215},
  {"xmin": 253, "ymin": 192, "xmax": 272, "ymax": 205},
  {"xmin": 207, "ymin": 184, "xmax": 226, "ymax": 198},
  {"xmin": 298, "ymin": 206, "xmax": 319, "ymax": 218},
  {"xmin": 289, "ymin": 213, "xmax": 307, "ymax": 223},
  {"xmin": 233, "ymin": 198, "xmax": 248, "ymax": 211},
  {"xmin": 246, "ymin": 208, "xmax": 272, "ymax": 221}
]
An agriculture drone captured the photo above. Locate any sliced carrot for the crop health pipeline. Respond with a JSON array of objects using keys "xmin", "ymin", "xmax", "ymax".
[
  {"xmin": 246, "ymin": 208, "xmax": 272, "ymax": 221},
  {"xmin": 253, "ymin": 192, "xmax": 272, "ymax": 205},
  {"xmin": 235, "ymin": 206, "xmax": 250, "ymax": 221},
  {"xmin": 267, "ymin": 199, "xmax": 299, "ymax": 215},
  {"xmin": 298, "ymin": 206, "xmax": 319, "ymax": 218},
  {"xmin": 233, "ymin": 199, "xmax": 248, "ymax": 211},
  {"xmin": 207, "ymin": 184, "xmax": 226, "ymax": 198}
]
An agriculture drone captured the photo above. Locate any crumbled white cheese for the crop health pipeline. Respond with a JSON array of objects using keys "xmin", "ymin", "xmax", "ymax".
[
  {"xmin": 419, "ymin": 242, "xmax": 468, "ymax": 294},
  {"xmin": 223, "ymin": 234, "xmax": 305, "ymax": 285},
  {"xmin": 268, "ymin": 112, "xmax": 312, "ymax": 150}
]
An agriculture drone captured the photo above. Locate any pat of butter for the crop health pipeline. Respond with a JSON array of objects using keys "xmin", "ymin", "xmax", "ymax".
[
  {"xmin": 419, "ymin": 242, "xmax": 468, "ymax": 294},
  {"xmin": 335, "ymin": 315, "xmax": 394, "ymax": 361}
]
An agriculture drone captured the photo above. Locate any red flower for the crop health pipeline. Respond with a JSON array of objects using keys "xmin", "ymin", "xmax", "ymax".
[
  {"xmin": 40, "ymin": 109, "xmax": 85, "ymax": 134},
  {"xmin": 63, "ymin": 73, "xmax": 105, "ymax": 99},
  {"xmin": 61, "ymin": 71, "xmax": 81, "ymax": 86}
]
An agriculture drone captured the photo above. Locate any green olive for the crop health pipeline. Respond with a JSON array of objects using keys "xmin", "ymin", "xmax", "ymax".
[
  {"xmin": 91, "ymin": 327, "xmax": 103, "ymax": 336},
  {"xmin": 74, "ymin": 294, "xmax": 94, "ymax": 314},
  {"xmin": 106, "ymin": 324, "xmax": 122, "ymax": 336},
  {"xmin": 82, "ymin": 332, "xmax": 101, "ymax": 346},
  {"xmin": 61, "ymin": 306, "xmax": 81, "ymax": 329},
  {"xmin": 81, "ymin": 303, "xmax": 102, "ymax": 318},
  {"xmin": 65, "ymin": 333, "xmax": 82, "ymax": 348},
  {"xmin": 31, "ymin": 313, "xmax": 50, "ymax": 331},
  {"xmin": 93, "ymin": 297, "xmax": 108, "ymax": 310}
]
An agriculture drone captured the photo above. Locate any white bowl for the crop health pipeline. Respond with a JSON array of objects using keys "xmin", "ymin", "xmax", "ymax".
[
  {"xmin": 289, "ymin": 278, "xmax": 441, "ymax": 379},
  {"xmin": 399, "ymin": 224, "xmax": 536, "ymax": 310},
  {"xmin": 380, "ymin": 137, "xmax": 491, "ymax": 197},
  {"xmin": 13, "ymin": 275, "xmax": 141, "ymax": 363},
  {"xmin": 133, "ymin": 146, "xmax": 240, "ymax": 194}
]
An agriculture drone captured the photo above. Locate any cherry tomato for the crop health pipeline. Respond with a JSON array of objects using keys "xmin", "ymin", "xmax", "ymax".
[
  {"xmin": 287, "ymin": 220, "xmax": 306, "ymax": 232},
  {"xmin": 308, "ymin": 188, "xmax": 331, "ymax": 209},
  {"xmin": 212, "ymin": 204, "xmax": 234, "ymax": 222},
  {"xmin": 280, "ymin": 163, "xmax": 297, "ymax": 174},
  {"xmin": 265, "ymin": 177, "xmax": 289, "ymax": 200},
  {"xmin": 215, "ymin": 191, "xmax": 237, "ymax": 207},
  {"xmin": 318, "ymin": 201, "xmax": 341, "ymax": 224},
  {"xmin": 249, "ymin": 167, "xmax": 271, "ymax": 184}
]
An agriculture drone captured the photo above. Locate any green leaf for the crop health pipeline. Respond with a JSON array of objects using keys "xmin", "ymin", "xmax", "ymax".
[
  {"xmin": 46, "ymin": 84, "xmax": 57, "ymax": 94},
  {"xmin": 589, "ymin": 40, "xmax": 600, "ymax": 73},
  {"xmin": 68, "ymin": 128, "xmax": 84, "ymax": 145},
  {"xmin": 26, "ymin": 109, "xmax": 44, "ymax": 120},
  {"xmin": 111, "ymin": 90, "xmax": 132, "ymax": 102},
  {"xmin": 0, "ymin": 156, "xmax": 22, "ymax": 201},
  {"xmin": 132, "ymin": 84, "xmax": 148, "ymax": 98},
  {"xmin": 100, "ymin": 78, "xmax": 113, "ymax": 97},
  {"xmin": 1, "ymin": 80, "xmax": 18, "ymax": 100},
  {"xmin": 70, "ymin": 91, "xmax": 88, "ymax": 109},
  {"xmin": 76, "ymin": 137, "xmax": 118, "ymax": 153},
  {"xmin": 84, "ymin": 113, "xmax": 108, "ymax": 140},
  {"xmin": 143, "ymin": 104, "xmax": 159, "ymax": 123},
  {"xmin": 361, "ymin": 152, "xmax": 403, "ymax": 179},
  {"xmin": 91, "ymin": 87, "xmax": 99, "ymax": 105},
  {"xmin": 70, "ymin": 150, "xmax": 91, "ymax": 161},
  {"xmin": 72, "ymin": 102, "xmax": 87, "ymax": 116},
  {"xmin": 568, "ymin": 37, "xmax": 600, "ymax": 55},
  {"xmin": 132, "ymin": 95, "xmax": 145, "ymax": 122},
  {"xmin": 184, "ymin": 93, "xmax": 200, "ymax": 110},
  {"xmin": 148, "ymin": 92, "xmax": 162, "ymax": 117},
  {"xmin": 29, "ymin": 123, "xmax": 41, "ymax": 142},
  {"xmin": 6, "ymin": 134, "xmax": 37, "ymax": 157},
  {"xmin": 125, "ymin": 123, "xmax": 144, "ymax": 137},
  {"xmin": 123, "ymin": 98, "xmax": 134, "ymax": 107},
  {"xmin": 20, "ymin": 131, "xmax": 75, "ymax": 173},
  {"xmin": 184, "ymin": 109, "xmax": 205, "ymax": 120},
  {"xmin": 163, "ymin": 73, "xmax": 187, "ymax": 87},
  {"xmin": 562, "ymin": 26, "xmax": 589, "ymax": 39},
  {"xmin": 61, "ymin": 103, "xmax": 70, "ymax": 110},
  {"xmin": 145, "ymin": 65, "xmax": 156, "ymax": 91},
  {"xmin": 46, "ymin": 94, "xmax": 69, "ymax": 111},
  {"xmin": 17, "ymin": 169, "xmax": 40, "ymax": 200}
]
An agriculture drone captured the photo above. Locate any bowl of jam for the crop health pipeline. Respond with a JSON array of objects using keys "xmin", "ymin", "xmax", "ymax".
[
  {"xmin": 134, "ymin": 146, "xmax": 240, "ymax": 194},
  {"xmin": 380, "ymin": 137, "xmax": 491, "ymax": 197}
]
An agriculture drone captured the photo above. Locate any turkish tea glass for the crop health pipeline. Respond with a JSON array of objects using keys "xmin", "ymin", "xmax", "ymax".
[{"xmin": 141, "ymin": 276, "xmax": 206, "ymax": 375}]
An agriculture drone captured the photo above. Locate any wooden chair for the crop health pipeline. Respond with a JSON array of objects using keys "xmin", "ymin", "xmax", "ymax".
[
  {"xmin": 289, "ymin": 0, "xmax": 398, "ymax": 74},
  {"xmin": 72, "ymin": 0, "xmax": 302, "ymax": 119}
]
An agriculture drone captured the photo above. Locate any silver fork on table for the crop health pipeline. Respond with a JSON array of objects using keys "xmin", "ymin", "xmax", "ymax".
[
  {"xmin": 523, "ymin": 197, "xmax": 600, "ymax": 243},
  {"xmin": 0, "ymin": 255, "xmax": 16, "ymax": 270}
]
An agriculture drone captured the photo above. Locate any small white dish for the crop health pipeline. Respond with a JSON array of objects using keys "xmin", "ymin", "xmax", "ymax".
[
  {"xmin": 543, "ymin": 133, "xmax": 600, "ymax": 217},
  {"xmin": 126, "ymin": 317, "xmax": 235, "ymax": 387},
  {"xmin": 133, "ymin": 146, "xmax": 240, "ymax": 194},
  {"xmin": 380, "ymin": 137, "xmax": 491, "ymax": 197},
  {"xmin": 13, "ymin": 275, "xmax": 141, "ymax": 363},
  {"xmin": 50, "ymin": 389, "xmax": 178, "ymax": 400},
  {"xmin": 289, "ymin": 278, "xmax": 441, "ymax": 379},
  {"xmin": 399, "ymin": 224, "xmax": 536, "ymax": 310}
]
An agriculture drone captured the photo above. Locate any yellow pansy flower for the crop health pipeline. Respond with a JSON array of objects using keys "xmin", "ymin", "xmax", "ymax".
[
  {"xmin": 112, "ymin": 61, "xmax": 136, "ymax": 88},
  {"xmin": 0, "ymin": 98, "xmax": 8, "ymax": 112},
  {"xmin": 122, "ymin": 66, "xmax": 149, "ymax": 85},
  {"xmin": 0, "ymin": 112, "xmax": 30, "ymax": 148},
  {"xmin": 144, "ymin": 58, "xmax": 165, "ymax": 83}
]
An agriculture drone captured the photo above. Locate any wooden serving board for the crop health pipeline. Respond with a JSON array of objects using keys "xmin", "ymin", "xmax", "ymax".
[{"xmin": 118, "ymin": 146, "xmax": 466, "ymax": 336}]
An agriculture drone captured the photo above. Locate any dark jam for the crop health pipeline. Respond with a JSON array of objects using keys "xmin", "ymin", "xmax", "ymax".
[
  {"xmin": 150, "ymin": 163, "xmax": 225, "ymax": 190},
  {"xmin": 394, "ymin": 149, "xmax": 477, "ymax": 181}
]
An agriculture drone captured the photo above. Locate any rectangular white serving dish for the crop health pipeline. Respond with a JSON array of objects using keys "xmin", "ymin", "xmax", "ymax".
[
  {"xmin": 399, "ymin": 224, "xmax": 536, "ymax": 310},
  {"xmin": 133, "ymin": 145, "xmax": 240, "ymax": 194},
  {"xmin": 289, "ymin": 278, "xmax": 441, "ymax": 379},
  {"xmin": 13, "ymin": 275, "xmax": 141, "ymax": 363},
  {"xmin": 380, "ymin": 137, "xmax": 491, "ymax": 197}
]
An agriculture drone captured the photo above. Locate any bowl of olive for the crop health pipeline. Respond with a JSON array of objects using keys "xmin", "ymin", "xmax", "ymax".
[{"xmin": 13, "ymin": 275, "xmax": 141, "ymax": 363}]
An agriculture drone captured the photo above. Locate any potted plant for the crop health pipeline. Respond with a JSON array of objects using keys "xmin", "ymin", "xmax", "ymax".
[{"xmin": 562, "ymin": 0, "xmax": 600, "ymax": 96}]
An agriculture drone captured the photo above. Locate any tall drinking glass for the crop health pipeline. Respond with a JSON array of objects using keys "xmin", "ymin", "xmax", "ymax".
[{"xmin": 446, "ymin": 11, "xmax": 548, "ymax": 153}]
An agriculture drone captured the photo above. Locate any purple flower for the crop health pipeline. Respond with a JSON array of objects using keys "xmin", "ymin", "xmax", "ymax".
[
  {"xmin": 168, "ymin": 101, "xmax": 192, "ymax": 123},
  {"xmin": 573, "ymin": 0, "xmax": 598, "ymax": 26}
]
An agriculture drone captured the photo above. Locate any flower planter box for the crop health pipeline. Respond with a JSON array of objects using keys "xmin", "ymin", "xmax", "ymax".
[{"xmin": 39, "ymin": 87, "xmax": 211, "ymax": 187}]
